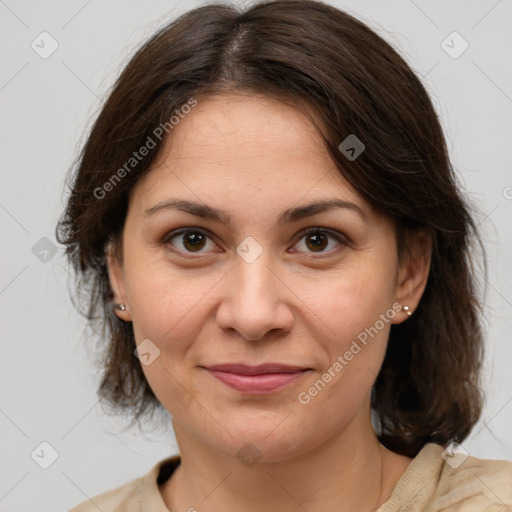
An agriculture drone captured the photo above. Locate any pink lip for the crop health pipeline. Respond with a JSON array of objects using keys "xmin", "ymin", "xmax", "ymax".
[{"xmin": 202, "ymin": 363, "xmax": 310, "ymax": 394}]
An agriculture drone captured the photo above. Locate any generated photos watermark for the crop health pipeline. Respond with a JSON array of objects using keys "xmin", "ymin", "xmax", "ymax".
[
  {"xmin": 297, "ymin": 302, "xmax": 402, "ymax": 405},
  {"xmin": 93, "ymin": 97, "xmax": 198, "ymax": 200}
]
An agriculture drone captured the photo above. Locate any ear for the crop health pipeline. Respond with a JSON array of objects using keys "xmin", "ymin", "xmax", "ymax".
[
  {"xmin": 392, "ymin": 229, "xmax": 432, "ymax": 324},
  {"xmin": 106, "ymin": 240, "xmax": 132, "ymax": 322}
]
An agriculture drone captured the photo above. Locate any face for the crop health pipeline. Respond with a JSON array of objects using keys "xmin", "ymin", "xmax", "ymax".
[{"xmin": 108, "ymin": 93, "xmax": 428, "ymax": 462}]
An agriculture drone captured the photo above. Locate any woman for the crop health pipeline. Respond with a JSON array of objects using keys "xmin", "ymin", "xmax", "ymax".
[{"xmin": 59, "ymin": 1, "xmax": 512, "ymax": 510}]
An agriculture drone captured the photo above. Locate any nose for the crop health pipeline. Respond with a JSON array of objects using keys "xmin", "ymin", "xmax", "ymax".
[{"xmin": 215, "ymin": 252, "xmax": 295, "ymax": 341}]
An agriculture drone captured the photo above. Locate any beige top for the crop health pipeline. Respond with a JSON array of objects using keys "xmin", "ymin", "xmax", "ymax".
[{"xmin": 69, "ymin": 443, "xmax": 512, "ymax": 511}]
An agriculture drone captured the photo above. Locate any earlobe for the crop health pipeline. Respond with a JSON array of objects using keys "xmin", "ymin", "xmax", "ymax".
[
  {"xmin": 392, "ymin": 230, "xmax": 432, "ymax": 324},
  {"xmin": 401, "ymin": 305, "xmax": 413, "ymax": 317},
  {"xmin": 106, "ymin": 242, "xmax": 132, "ymax": 322}
]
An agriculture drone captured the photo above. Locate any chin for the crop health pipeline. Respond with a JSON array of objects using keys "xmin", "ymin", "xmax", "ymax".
[{"xmin": 209, "ymin": 417, "xmax": 327, "ymax": 464}]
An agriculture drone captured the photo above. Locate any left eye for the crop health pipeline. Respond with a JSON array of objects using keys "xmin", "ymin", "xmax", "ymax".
[
  {"xmin": 163, "ymin": 227, "xmax": 345, "ymax": 255},
  {"xmin": 292, "ymin": 227, "xmax": 345, "ymax": 254}
]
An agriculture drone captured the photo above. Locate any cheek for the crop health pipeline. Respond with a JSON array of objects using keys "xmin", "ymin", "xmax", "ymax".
[
  {"xmin": 298, "ymin": 283, "xmax": 394, "ymax": 417},
  {"xmin": 317, "ymin": 293, "xmax": 393, "ymax": 382},
  {"xmin": 124, "ymin": 263, "xmax": 218, "ymax": 416},
  {"xmin": 299, "ymin": 259, "xmax": 397, "ymax": 342},
  {"xmin": 124, "ymin": 256, "xmax": 222, "ymax": 351},
  {"xmin": 297, "ymin": 259, "xmax": 396, "ymax": 393}
]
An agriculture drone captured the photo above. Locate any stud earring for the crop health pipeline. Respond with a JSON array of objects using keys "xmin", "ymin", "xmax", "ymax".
[
  {"xmin": 115, "ymin": 303, "xmax": 126, "ymax": 312},
  {"xmin": 402, "ymin": 305, "xmax": 412, "ymax": 317}
]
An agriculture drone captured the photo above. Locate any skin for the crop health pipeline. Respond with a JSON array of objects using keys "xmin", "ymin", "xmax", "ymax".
[{"xmin": 108, "ymin": 93, "xmax": 431, "ymax": 512}]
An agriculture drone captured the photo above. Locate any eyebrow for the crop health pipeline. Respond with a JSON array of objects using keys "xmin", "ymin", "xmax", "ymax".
[{"xmin": 144, "ymin": 197, "xmax": 368, "ymax": 225}]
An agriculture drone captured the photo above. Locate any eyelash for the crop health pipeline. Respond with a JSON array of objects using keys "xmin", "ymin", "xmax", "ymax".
[{"xmin": 162, "ymin": 226, "xmax": 347, "ymax": 257}]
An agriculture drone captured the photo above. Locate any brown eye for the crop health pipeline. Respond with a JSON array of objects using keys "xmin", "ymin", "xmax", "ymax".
[
  {"xmin": 293, "ymin": 228, "xmax": 345, "ymax": 254},
  {"xmin": 305, "ymin": 231, "xmax": 328, "ymax": 252},
  {"xmin": 165, "ymin": 229, "xmax": 216, "ymax": 253}
]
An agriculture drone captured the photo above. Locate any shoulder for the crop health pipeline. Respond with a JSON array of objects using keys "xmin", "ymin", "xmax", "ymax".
[
  {"xmin": 378, "ymin": 443, "xmax": 512, "ymax": 512},
  {"xmin": 68, "ymin": 455, "xmax": 180, "ymax": 512},
  {"xmin": 431, "ymin": 445, "xmax": 512, "ymax": 511}
]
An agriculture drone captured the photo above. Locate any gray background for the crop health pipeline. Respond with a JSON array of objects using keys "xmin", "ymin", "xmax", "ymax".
[{"xmin": 0, "ymin": 0, "xmax": 511, "ymax": 510}]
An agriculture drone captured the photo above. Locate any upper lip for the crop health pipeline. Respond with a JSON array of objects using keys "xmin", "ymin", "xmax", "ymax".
[{"xmin": 203, "ymin": 363, "xmax": 310, "ymax": 375}]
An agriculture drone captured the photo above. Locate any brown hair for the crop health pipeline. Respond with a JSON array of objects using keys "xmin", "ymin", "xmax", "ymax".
[{"xmin": 57, "ymin": 0, "xmax": 486, "ymax": 457}]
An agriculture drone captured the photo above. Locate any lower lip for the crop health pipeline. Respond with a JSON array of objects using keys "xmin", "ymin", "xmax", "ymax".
[{"xmin": 205, "ymin": 369, "xmax": 308, "ymax": 394}]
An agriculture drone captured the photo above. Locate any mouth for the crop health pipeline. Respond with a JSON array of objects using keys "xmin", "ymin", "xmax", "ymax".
[{"xmin": 201, "ymin": 363, "xmax": 311, "ymax": 394}]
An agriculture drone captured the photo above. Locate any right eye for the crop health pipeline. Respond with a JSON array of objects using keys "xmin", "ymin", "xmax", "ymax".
[{"xmin": 163, "ymin": 228, "xmax": 219, "ymax": 255}]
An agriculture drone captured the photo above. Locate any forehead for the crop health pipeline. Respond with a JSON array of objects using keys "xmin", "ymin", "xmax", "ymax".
[
  {"xmin": 161, "ymin": 94, "xmax": 329, "ymax": 171},
  {"xmin": 131, "ymin": 93, "xmax": 369, "ymax": 216}
]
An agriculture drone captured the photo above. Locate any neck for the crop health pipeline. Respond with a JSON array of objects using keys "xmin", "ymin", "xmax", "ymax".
[{"xmin": 160, "ymin": 407, "xmax": 412, "ymax": 512}]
